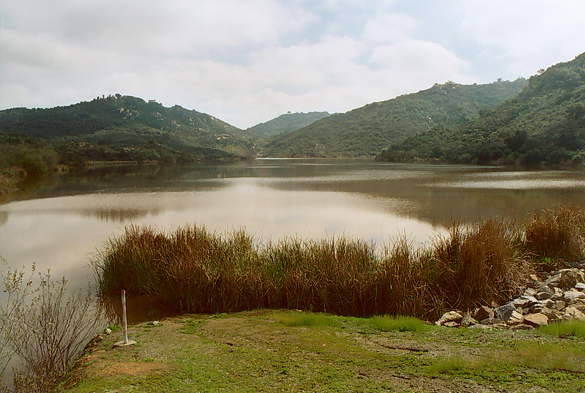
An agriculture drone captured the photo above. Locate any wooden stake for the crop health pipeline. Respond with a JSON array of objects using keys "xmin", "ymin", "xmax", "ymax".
[
  {"xmin": 122, "ymin": 289, "xmax": 128, "ymax": 344},
  {"xmin": 114, "ymin": 289, "xmax": 137, "ymax": 347}
]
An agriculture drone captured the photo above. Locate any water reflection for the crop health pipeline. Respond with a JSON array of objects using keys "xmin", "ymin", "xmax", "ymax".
[
  {"xmin": 1, "ymin": 159, "xmax": 584, "ymax": 306},
  {"xmin": 80, "ymin": 208, "xmax": 155, "ymax": 222}
]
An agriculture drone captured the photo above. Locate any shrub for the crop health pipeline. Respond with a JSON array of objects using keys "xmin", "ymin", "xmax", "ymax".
[{"xmin": 0, "ymin": 264, "xmax": 103, "ymax": 392}]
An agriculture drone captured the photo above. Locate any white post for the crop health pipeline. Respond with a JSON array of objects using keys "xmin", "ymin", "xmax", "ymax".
[
  {"xmin": 114, "ymin": 289, "xmax": 136, "ymax": 347},
  {"xmin": 122, "ymin": 289, "xmax": 128, "ymax": 344}
]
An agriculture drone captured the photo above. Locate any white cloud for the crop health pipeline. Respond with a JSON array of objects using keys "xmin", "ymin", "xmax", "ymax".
[
  {"xmin": 1, "ymin": 0, "xmax": 584, "ymax": 127},
  {"xmin": 459, "ymin": 0, "xmax": 585, "ymax": 77},
  {"xmin": 362, "ymin": 12, "xmax": 418, "ymax": 44}
]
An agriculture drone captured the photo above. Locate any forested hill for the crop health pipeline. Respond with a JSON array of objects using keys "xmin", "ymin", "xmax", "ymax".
[
  {"xmin": 0, "ymin": 94, "xmax": 251, "ymax": 142},
  {"xmin": 377, "ymin": 52, "xmax": 585, "ymax": 166},
  {"xmin": 262, "ymin": 79, "xmax": 527, "ymax": 157},
  {"xmin": 0, "ymin": 95, "xmax": 256, "ymax": 169},
  {"xmin": 247, "ymin": 112, "xmax": 330, "ymax": 138}
]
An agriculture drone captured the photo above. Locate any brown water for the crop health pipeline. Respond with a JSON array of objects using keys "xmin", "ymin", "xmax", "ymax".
[{"xmin": 1, "ymin": 158, "xmax": 584, "ymax": 310}]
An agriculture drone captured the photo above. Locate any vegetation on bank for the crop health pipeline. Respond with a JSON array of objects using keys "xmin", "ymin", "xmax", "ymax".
[
  {"xmin": 94, "ymin": 205, "xmax": 585, "ymax": 320},
  {"xmin": 377, "ymin": 52, "xmax": 585, "ymax": 166}
]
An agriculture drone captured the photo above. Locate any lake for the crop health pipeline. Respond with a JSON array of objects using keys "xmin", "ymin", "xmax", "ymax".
[{"xmin": 1, "ymin": 158, "xmax": 585, "ymax": 299}]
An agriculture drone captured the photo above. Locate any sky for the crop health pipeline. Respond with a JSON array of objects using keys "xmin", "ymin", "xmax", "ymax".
[{"xmin": 1, "ymin": 0, "xmax": 585, "ymax": 129}]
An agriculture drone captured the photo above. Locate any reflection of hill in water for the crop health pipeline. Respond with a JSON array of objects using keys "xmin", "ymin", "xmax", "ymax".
[
  {"xmin": 267, "ymin": 174, "xmax": 585, "ymax": 228},
  {"xmin": 80, "ymin": 207, "xmax": 157, "ymax": 223}
]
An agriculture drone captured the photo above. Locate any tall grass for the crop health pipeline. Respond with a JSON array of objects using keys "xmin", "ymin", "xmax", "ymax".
[
  {"xmin": 93, "ymin": 206, "xmax": 584, "ymax": 320},
  {"xmin": 524, "ymin": 205, "xmax": 585, "ymax": 263},
  {"xmin": 539, "ymin": 320, "xmax": 585, "ymax": 338}
]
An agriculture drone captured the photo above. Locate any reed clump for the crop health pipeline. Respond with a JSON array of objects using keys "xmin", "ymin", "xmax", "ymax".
[
  {"xmin": 524, "ymin": 205, "xmax": 585, "ymax": 264},
  {"xmin": 93, "ymin": 206, "xmax": 584, "ymax": 320}
]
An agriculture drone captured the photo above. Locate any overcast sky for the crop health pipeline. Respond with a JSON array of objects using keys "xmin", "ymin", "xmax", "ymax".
[{"xmin": 1, "ymin": 0, "xmax": 584, "ymax": 129}]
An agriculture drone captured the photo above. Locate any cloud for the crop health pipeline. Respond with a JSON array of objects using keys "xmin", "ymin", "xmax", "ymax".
[
  {"xmin": 1, "ymin": 0, "xmax": 584, "ymax": 128},
  {"xmin": 362, "ymin": 12, "xmax": 418, "ymax": 44},
  {"xmin": 459, "ymin": 0, "xmax": 585, "ymax": 77}
]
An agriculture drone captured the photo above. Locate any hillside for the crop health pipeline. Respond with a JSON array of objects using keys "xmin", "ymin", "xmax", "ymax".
[
  {"xmin": 247, "ymin": 111, "xmax": 330, "ymax": 138},
  {"xmin": 263, "ymin": 79, "xmax": 527, "ymax": 158},
  {"xmin": 377, "ymin": 52, "xmax": 585, "ymax": 166},
  {"xmin": 0, "ymin": 95, "xmax": 255, "ymax": 171}
]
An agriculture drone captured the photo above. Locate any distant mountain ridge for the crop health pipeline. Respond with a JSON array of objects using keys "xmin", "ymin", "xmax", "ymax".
[
  {"xmin": 377, "ymin": 52, "xmax": 585, "ymax": 166},
  {"xmin": 247, "ymin": 112, "xmax": 330, "ymax": 137},
  {"xmin": 262, "ymin": 79, "xmax": 527, "ymax": 157}
]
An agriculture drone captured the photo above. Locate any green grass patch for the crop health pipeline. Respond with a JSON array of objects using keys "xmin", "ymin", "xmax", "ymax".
[
  {"xmin": 180, "ymin": 318, "xmax": 201, "ymax": 334},
  {"xmin": 272, "ymin": 312, "xmax": 341, "ymax": 327},
  {"xmin": 539, "ymin": 320, "xmax": 585, "ymax": 338},
  {"xmin": 370, "ymin": 315, "xmax": 430, "ymax": 333},
  {"xmin": 515, "ymin": 342, "xmax": 585, "ymax": 373},
  {"xmin": 58, "ymin": 311, "xmax": 585, "ymax": 393}
]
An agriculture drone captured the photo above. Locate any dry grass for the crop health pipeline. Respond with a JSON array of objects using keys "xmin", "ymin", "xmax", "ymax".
[
  {"xmin": 524, "ymin": 205, "xmax": 585, "ymax": 263},
  {"xmin": 93, "ymin": 206, "xmax": 584, "ymax": 320}
]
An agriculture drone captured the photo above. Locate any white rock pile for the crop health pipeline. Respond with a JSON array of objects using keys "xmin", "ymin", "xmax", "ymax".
[{"xmin": 435, "ymin": 263, "xmax": 585, "ymax": 329}]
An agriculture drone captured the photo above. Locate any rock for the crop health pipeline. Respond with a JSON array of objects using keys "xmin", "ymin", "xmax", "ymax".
[
  {"xmin": 495, "ymin": 302, "xmax": 516, "ymax": 322},
  {"xmin": 529, "ymin": 304, "xmax": 544, "ymax": 314},
  {"xmin": 517, "ymin": 307, "xmax": 526, "ymax": 315},
  {"xmin": 443, "ymin": 321, "xmax": 460, "ymax": 328},
  {"xmin": 527, "ymin": 274, "xmax": 541, "ymax": 288},
  {"xmin": 536, "ymin": 286, "xmax": 553, "ymax": 300},
  {"xmin": 524, "ymin": 313, "xmax": 549, "ymax": 327},
  {"xmin": 576, "ymin": 283, "xmax": 585, "ymax": 291},
  {"xmin": 506, "ymin": 311, "xmax": 524, "ymax": 326},
  {"xmin": 547, "ymin": 311, "xmax": 563, "ymax": 322},
  {"xmin": 435, "ymin": 311, "xmax": 463, "ymax": 326},
  {"xmin": 552, "ymin": 300, "xmax": 566, "ymax": 311},
  {"xmin": 563, "ymin": 306, "xmax": 585, "ymax": 322},
  {"xmin": 523, "ymin": 287, "xmax": 537, "ymax": 297},
  {"xmin": 547, "ymin": 269, "xmax": 585, "ymax": 289},
  {"xmin": 564, "ymin": 289, "xmax": 585, "ymax": 301},
  {"xmin": 480, "ymin": 317, "xmax": 498, "ymax": 325},
  {"xmin": 460, "ymin": 313, "xmax": 477, "ymax": 327},
  {"xmin": 569, "ymin": 298, "xmax": 585, "ymax": 312},
  {"xmin": 542, "ymin": 299, "xmax": 555, "ymax": 309},
  {"xmin": 539, "ymin": 307, "xmax": 556, "ymax": 318},
  {"xmin": 104, "ymin": 328, "xmax": 112, "ymax": 335},
  {"xmin": 474, "ymin": 306, "xmax": 494, "ymax": 321},
  {"xmin": 514, "ymin": 295, "xmax": 538, "ymax": 308}
]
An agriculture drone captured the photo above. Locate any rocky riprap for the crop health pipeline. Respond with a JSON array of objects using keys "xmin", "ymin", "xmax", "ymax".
[{"xmin": 435, "ymin": 262, "xmax": 585, "ymax": 329}]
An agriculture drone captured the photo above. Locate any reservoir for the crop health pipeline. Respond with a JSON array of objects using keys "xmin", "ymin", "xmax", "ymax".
[{"xmin": 1, "ymin": 158, "xmax": 584, "ymax": 296}]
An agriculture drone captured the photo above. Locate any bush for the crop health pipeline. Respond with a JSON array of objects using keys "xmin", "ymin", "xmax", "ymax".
[{"xmin": 0, "ymin": 263, "xmax": 103, "ymax": 392}]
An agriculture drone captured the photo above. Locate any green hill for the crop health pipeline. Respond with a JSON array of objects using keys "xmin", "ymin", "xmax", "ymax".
[
  {"xmin": 377, "ymin": 53, "xmax": 585, "ymax": 166},
  {"xmin": 248, "ymin": 112, "xmax": 330, "ymax": 138},
  {"xmin": 0, "ymin": 95, "xmax": 255, "ymax": 170},
  {"xmin": 262, "ymin": 79, "xmax": 527, "ymax": 158}
]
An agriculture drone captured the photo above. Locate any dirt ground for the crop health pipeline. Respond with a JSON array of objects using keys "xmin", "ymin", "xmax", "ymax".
[{"xmin": 58, "ymin": 311, "xmax": 585, "ymax": 393}]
